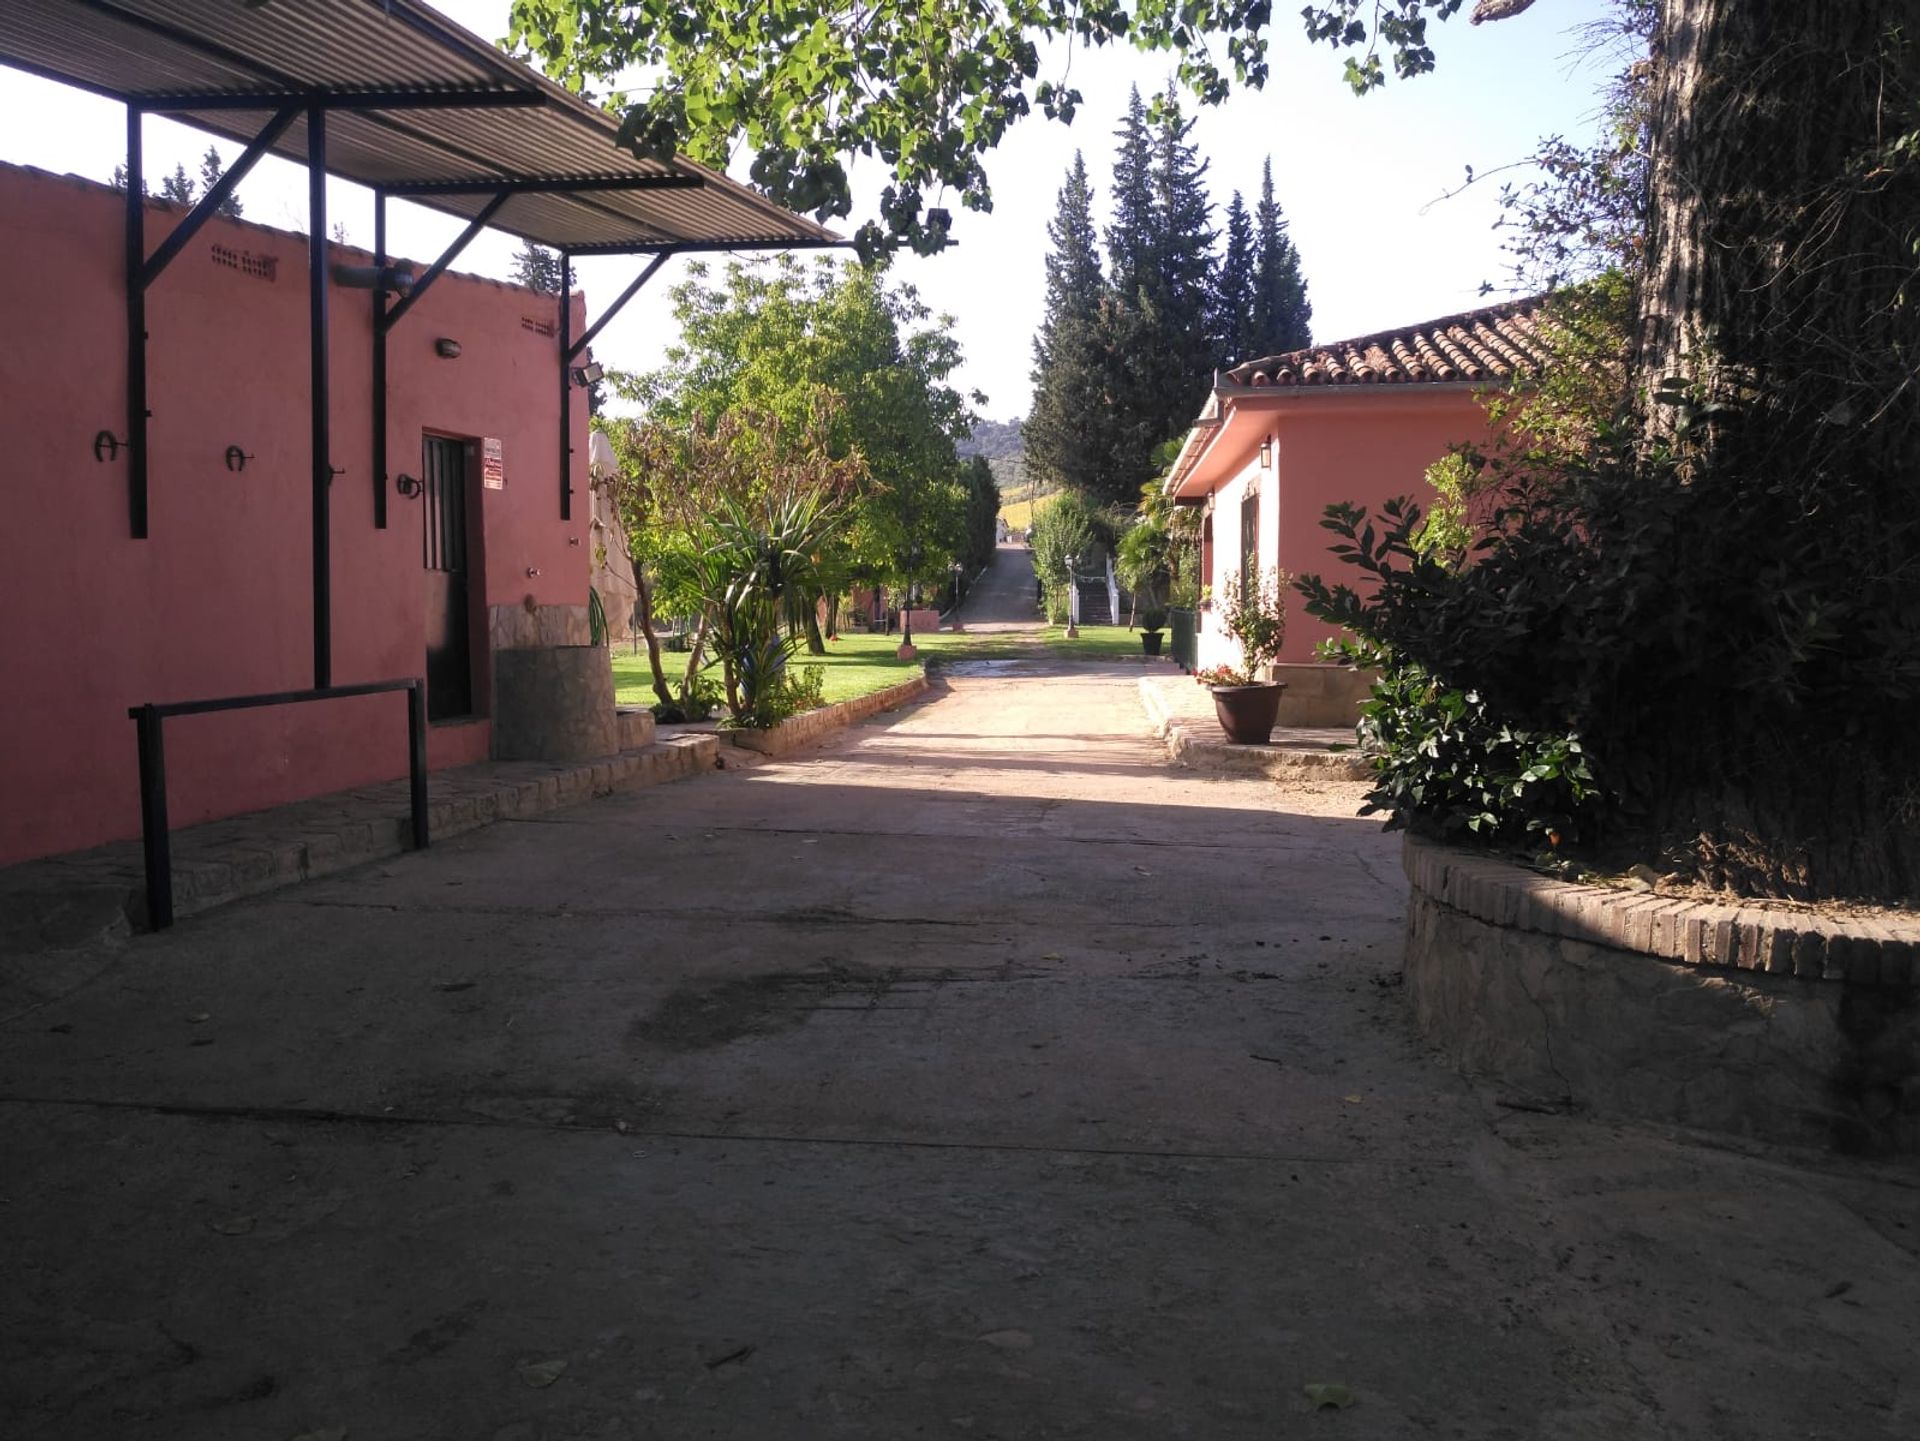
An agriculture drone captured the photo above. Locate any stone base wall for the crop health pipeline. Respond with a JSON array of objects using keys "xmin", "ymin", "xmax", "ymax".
[
  {"xmin": 491, "ymin": 645, "xmax": 617, "ymax": 763},
  {"xmin": 1268, "ymin": 664, "xmax": 1374, "ymax": 728},
  {"xmin": 489, "ymin": 602, "xmax": 592, "ymax": 652},
  {"xmin": 1403, "ymin": 836, "xmax": 1920, "ymax": 1156}
]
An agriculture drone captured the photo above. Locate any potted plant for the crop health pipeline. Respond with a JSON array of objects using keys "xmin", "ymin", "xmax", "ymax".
[
  {"xmin": 1205, "ymin": 569, "xmax": 1292, "ymax": 744},
  {"xmin": 1138, "ymin": 606, "xmax": 1168, "ymax": 655},
  {"xmin": 1117, "ymin": 515, "xmax": 1175, "ymax": 656}
]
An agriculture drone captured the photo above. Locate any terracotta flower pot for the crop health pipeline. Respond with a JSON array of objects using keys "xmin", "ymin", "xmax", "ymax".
[{"xmin": 1210, "ymin": 682, "xmax": 1287, "ymax": 745}]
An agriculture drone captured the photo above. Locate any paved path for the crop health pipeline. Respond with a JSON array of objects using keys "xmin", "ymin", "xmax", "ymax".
[
  {"xmin": 2, "ymin": 664, "xmax": 1915, "ymax": 1439},
  {"xmin": 955, "ymin": 539, "xmax": 1041, "ymax": 631}
]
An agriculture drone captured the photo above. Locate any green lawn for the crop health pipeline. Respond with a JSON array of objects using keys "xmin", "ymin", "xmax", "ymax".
[{"xmin": 610, "ymin": 625, "xmax": 1154, "ymax": 710}]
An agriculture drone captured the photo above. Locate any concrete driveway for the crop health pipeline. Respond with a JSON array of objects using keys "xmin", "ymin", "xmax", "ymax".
[{"xmin": 3, "ymin": 663, "xmax": 1915, "ymax": 1439}]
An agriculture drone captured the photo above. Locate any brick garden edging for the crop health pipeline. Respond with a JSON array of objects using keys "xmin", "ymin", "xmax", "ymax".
[
  {"xmin": 1402, "ymin": 834, "xmax": 1920, "ymax": 1156},
  {"xmin": 724, "ymin": 673, "xmax": 930, "ymax": 757}
]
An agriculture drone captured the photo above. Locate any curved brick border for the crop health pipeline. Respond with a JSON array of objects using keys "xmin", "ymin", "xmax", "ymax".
[
  {"xmin": 1402, "ymin": 835, "xmax": 1920, "ymax": 1156},
  {"xmin": 725, "ymin": 673, "xmax": 930, "ymax": 757}
]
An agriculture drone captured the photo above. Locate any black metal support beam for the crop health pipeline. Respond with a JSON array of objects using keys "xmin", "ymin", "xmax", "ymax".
[
  {"xmin": 373, "ymin": 189, "xmax": 506, "ymax": 530},
  {"xmin": 559, "ymin": 250, "xmax": 573, "ymax": 522},
  {"xmin": 308, "ymin": 104, "xmax": 332, "ymax": 690},
  {"xmin": 121, "ymin": 99, "xmax": 307, "ymax": 540},
  {"xmin": 567, "ymin": 250, "xmax": 673, "ymax": 362},
  {"xmin": 373, "ymin": 188, "xmax": 389, "ymax": 530},
  {"xmin": 378, "ymin": 190, "xmax": 511, "ymax": 332},
  {"xmin": 140, "ymin": 87, "xmax": 544, "ymax": 113},
  {"xmin": 125, "ymin": 103, "xmax": 147, "ymax": 539},
  {"xmin": 139, "ymin": 103, "xmax": 300, "ymax": 288},
  {"xmin": 381, "ymin": 173, "xmax": 703, "ymax": 197}
]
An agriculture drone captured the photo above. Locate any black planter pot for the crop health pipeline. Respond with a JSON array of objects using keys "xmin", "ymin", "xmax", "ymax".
[
  {"xmin": 1209, "ymin": 682, "xmax": 1287, "ymax": 745},
  {"xmin": 1140, "ymin": 630, "xmax": 1164, "ymax": 656}
]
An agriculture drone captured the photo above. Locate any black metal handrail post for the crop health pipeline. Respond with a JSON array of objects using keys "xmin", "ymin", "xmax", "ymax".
[
  {"xmin": 129, "ymin": 679, "xmax": 429, "ymax": 931},
  {"xmin": 133, "ymin": 703, "xmax": 172, "ymax": 928}
]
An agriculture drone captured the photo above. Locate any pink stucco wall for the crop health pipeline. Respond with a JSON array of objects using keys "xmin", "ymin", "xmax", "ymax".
[
  {"xmin": 0, "ymin": 164, "xmax": 590, "ymax": 866},
  {"xmin": 1187, "ymin": 387, "xmax": 1489, "ymax": 671}
]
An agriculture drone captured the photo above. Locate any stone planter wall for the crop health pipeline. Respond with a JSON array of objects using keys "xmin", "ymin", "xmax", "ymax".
[
  {"xmin": 1402, "ymin": 835, "xmax": 1920, "ymax": 1156},
  {"xmin": 725, "ymin": 674, "xmax": 929, "ymax": 757},
  {"xmin": 492, "ymin": 645, "xmax": 618, "ymax": 763}
]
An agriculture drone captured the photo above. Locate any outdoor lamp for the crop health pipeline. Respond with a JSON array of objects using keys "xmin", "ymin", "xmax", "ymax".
[
  {"xmin": 570, "ymin": 360, "xmax": 604, "ymax": 387},
  {"xmin": 434, "ymin": 337, "xmax": 462, "ymax": 359},
  {"xmin": 1259, "ymin": 435, "xmax": 1273, "ymax": 470}
]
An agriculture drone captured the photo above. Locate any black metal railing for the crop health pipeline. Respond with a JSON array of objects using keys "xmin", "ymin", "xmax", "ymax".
[
  {"xmin": 128, "ymin": 679, "xmax": 428, "ymax": 930},
  {"xmin": 1169, "ymin": 607, "xmax": 1197, "ymax": 671}
]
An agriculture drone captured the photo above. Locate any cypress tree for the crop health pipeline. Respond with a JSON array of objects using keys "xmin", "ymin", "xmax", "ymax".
[
  {"xmin": 1026, "ymin": 153, "xmax": 1120, "ymax": 500},
  {"xmin": 1105, "ymin": 88, "xmax": 1155, "ymax": 304},
  {"xmin": 1147, "ymin": 83, "xmax": 1216, "ymax": 412},
  {"xmin": 1251, "ymin": 157, "xmax": 1312, "ymax": 357},
  {"xmin": 1213, "ymin": 191, "xmax": 1257, "ymax": 365}
]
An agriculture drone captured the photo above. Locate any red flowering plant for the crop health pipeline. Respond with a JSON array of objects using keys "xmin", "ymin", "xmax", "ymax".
[{"xmin": 1193, "ymin": 663, "xmax": 1250, "ymax": 688}]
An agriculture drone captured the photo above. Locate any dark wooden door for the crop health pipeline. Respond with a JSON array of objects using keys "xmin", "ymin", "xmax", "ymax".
[{"xmin": 422, "ymin": 435, "xmax": 473, "ymax": 721}]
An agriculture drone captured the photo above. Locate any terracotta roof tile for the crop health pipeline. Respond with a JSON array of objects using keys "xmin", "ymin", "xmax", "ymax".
[{"xmin": 1226, "ymin": 295, "xmax": 1551, "ymax": 389}]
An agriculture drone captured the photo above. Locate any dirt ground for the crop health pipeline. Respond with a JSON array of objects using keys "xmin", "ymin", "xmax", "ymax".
[{"xmin": 2, "ymin": 662, "xmax": 1915, "ymax": 1439}]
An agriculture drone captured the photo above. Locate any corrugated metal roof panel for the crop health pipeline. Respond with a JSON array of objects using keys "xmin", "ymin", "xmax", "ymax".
[{"xmin": 1, "ymin": 0, "xmax": 840, "ymax": 252}]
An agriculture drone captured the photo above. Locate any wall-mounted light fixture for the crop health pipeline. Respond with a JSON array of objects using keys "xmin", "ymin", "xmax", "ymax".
[
  {"xmin": 570, "ymin": 360, "xmax": 604, "ymax": 388},
  {"xmin": 1259, "ymin": 435, "xmax": 1273, "ymax": 471},
  {"xmin": 434, "ymin": 337, "xmax": 462, "ymax": 359}
]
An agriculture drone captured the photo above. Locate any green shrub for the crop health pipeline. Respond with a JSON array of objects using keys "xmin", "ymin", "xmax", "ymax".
[
  {"xmin": 729, "ymin": 663, "xmax": 826, "ymax": 730},
  {"xmin": 1340, "ymin": 641, "xmax": 1598, "ymax": 846}
]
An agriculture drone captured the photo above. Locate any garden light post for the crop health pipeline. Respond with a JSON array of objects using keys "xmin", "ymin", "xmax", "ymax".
[
  {"xmin": 948, "ymin": 560, "xmax": 965, "ymax": 632},
  {"xmin": 1065, "ymin": 552, "xmax": 1080, "ymax": 639}
]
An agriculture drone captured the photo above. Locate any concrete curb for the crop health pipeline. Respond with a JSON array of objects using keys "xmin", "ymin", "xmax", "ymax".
[
  {"xmin": 0, "ymin": 734, "xmax": 720, "ymax": 949},
  {"xmin": 724, "ymin": 673, "xmax": 931, "ymax": 757},
  {"xmin": 1138, "ymin": 677, "xmax": 1370, "ymax": 780}
]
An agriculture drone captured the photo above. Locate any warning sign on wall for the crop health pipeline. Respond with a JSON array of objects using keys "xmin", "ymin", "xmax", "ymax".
[{"xmin": 481, "ymin": 437, "xmax": 505, "ymax": 490}]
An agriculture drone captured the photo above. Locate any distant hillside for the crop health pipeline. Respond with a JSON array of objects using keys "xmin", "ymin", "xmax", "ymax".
[{"xmin": 958, "ymin": 417, "xmax": 1025, "ymax": 462}]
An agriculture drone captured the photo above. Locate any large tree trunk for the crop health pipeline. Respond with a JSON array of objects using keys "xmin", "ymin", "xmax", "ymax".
[
  {"xmin": 1628, "ymin": 0, "xmax": 1920, "ymax": 898},
  {"xmin": 1636, "ymin": 0, "xmax": 1920, "ymax": 465}
]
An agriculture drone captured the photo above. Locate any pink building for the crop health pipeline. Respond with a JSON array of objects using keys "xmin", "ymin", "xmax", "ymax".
[
  {"xmin": 0, "ymin": 164, "xmax": 595, "ymax": 865},
  {"xmin": 0, "ymin": 0, "xmax": 836, "ymax": 876},
  {"xmin": 1164, "ymin": 298, "xmax": 1549, "ymax": 723}
]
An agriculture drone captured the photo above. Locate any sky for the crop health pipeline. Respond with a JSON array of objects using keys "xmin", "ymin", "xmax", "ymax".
[{"xmin": 0, "ymin": 1, "xmax": 1626, "ymax": 423}]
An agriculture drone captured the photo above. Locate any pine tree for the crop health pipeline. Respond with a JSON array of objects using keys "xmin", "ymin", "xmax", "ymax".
[
  {"xmin": 1251, "ymin": 157, "xmax": 1311, "ymax": 357},
  {"xmin": 198, "ymin": 147, "xmax": 243, "ymax": 218},
  {"xmin": 157, "ymin": 163, "xmax": 197, "ymax": 206},
  {"xmin": 1213, "ymin": 192, "xmax": 1257, "ymax": 366},
  {"xmin": 510, "ymin": 239, "xmax": 564, "ymax": 295},
  {"xmin": 1025, "ymin": 153, "xmax": 1117, "ymax": 500}
]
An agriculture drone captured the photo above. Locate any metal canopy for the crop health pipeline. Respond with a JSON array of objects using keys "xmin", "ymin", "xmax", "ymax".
[{"xmin": 1, "ymin": 0, "xmax": 838, "ymax": 252}]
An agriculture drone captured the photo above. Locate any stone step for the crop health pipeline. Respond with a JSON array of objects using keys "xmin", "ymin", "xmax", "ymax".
[
  {"xmin": 0, "ymin": 734, "xmax": 719, "ymax": 952},
  {"xmin": 616, "ymin": 705, "xmax": 657, "ymax": 750}
]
